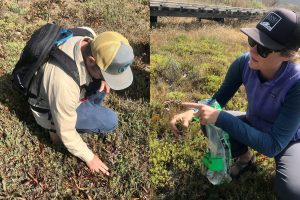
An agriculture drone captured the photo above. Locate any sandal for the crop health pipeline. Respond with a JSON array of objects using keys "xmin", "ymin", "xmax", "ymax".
[{"xmin": 230, "ymin": 154, "xmax": 257, "ymax": 179}]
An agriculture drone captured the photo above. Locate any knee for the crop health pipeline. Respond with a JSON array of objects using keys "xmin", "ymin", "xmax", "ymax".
[{"xmin": 102, "ymin": 109, "xmax": 118, "ymax": 132}]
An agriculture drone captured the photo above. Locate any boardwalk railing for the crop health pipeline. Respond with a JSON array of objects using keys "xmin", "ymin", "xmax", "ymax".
[{"xmin": 150, "ymin": 0, "xmax": 268, "ymax": 25}]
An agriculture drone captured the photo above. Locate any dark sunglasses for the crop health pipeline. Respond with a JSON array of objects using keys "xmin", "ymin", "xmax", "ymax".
[{"xmin": 248, "ymin": 37, "xmax": 279, "ymax": 58}]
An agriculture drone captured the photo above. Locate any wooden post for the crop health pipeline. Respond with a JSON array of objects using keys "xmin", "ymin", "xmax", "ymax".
[{"xmin": 150, "ymin": 16, "xmax": 158, "ymax": 28}]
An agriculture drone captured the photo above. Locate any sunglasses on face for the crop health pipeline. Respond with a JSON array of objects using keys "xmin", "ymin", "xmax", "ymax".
[{"xmin": 248, "ymin": 37, "xmax": 279, "ymax": 58}]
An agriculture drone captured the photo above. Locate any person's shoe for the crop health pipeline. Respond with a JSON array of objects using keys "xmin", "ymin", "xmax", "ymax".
[
  {"xmin": 230, "ymin": 154, "xmax": 257, "ymax": 179},
  {"xmin": 49, "ymin": 131, "xmax": 63, "ymax": 146}
]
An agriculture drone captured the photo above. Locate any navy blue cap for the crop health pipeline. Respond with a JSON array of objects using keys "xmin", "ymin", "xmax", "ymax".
[{"xmin": 241, "ymin": 8, "xmax": 299, "ymax": 50}]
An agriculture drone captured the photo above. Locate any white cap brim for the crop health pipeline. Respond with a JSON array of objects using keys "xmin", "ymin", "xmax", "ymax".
[{"xmin": 101, "ymin": 66, "xmax": 133, "ymax": 90}]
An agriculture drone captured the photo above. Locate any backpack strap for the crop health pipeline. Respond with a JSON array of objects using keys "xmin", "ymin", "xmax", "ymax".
[
  {"xmin": 30, "ymin": 104, "xmax": 50, "ymax": 113},
  {"xmin": 69, "ymin": 28, "xmax": 95, "ymax": 38},
  {"xmin": 54, "ymin": 29, "xmax": 74, "ymax": 45},
  {"xmin": 48, "ymin": 27, "xmax": 95, "ymax": 86},
  {"xmin": 50, "ymin": 47, "xmax": 80, "ymax": 86}
]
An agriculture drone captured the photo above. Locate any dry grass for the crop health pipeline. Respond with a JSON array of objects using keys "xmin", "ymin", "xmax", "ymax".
[{"xmin": 151, "ymin": 22, "xmax": 253, "ymax": 47}]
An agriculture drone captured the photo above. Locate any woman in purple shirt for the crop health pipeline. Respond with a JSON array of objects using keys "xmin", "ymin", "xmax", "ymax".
[{"xmin": 170, "ymin": 8, "xmax": 300, "ymax": 200}]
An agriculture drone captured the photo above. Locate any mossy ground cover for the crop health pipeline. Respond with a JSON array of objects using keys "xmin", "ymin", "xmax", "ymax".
[
  {"xmin": 0, "ymin": 0, "xmax": 149, "ymax": 199},
  {"xmin": 150, "ymin": 22, "xmax": 276, "ymax": 199}
]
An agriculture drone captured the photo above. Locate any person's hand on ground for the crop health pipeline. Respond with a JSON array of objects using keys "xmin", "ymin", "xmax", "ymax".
[
  {"xmin": 99, "ymin": 80, "xmax": 110, "ymax": 93},
  {"xmin": 86, "ymin": 154, "xmax": 110, "ymax": 176}
]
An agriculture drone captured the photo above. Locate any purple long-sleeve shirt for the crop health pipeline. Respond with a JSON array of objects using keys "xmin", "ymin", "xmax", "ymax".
[{"xmin": 213, "ymin": 53, "xmax": 300, "ymax": 157}]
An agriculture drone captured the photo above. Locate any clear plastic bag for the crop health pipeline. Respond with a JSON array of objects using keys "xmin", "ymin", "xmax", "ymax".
[{"xmin": 199, "ymin": 99, "xmax": 232, "ymax": 185}]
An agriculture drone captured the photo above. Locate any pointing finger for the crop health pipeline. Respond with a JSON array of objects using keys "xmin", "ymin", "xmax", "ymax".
[{"xmin": 180, "ymin": 102, "xmax": 203, "ymax": 109}]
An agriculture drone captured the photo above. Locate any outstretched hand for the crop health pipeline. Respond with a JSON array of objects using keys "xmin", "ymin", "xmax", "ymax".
[
  {"xmin": 86, "ymin": 154, "xmax": 110, "ymax": 176},
  {"xmin": 170, "ymin": 109, "xmax": 194, "ymax": 136},
  {"xmin": 180, "ymin": 102, "xmax": 220, "ymax": 125},
  {"xmin": 170, "ymin": 102, "xmax": 221, "ymax": 136}
]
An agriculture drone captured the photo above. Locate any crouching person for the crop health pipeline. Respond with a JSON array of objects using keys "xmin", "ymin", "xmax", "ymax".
[{"xmin": 27, "ymin": 29, "xmax": 134, "ymax": 175}]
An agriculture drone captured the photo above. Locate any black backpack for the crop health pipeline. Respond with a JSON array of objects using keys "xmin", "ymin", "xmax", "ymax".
[{"xmin": 12, "ymin": 23, "xmax": 94, "ymax": 96}]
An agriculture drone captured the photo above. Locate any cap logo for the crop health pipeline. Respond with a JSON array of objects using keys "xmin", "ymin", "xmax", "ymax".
[
  {"xmin": 260, "ymin": 12, "xmax": 282, "ymax": 31},
  {"xmin": 118, "ymin": 63, "xmax": 130, "ymax": 73}
]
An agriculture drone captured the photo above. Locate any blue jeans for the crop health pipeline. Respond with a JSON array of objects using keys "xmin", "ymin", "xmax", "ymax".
[{"xmin": 75, "ymin": 91, "xmax": 118, "ymax": 134}]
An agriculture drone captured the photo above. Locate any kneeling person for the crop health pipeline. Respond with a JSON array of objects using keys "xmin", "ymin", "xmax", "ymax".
[{"xmin": 28, "ymin": 29, "xmax": 134, "ymax": 175}]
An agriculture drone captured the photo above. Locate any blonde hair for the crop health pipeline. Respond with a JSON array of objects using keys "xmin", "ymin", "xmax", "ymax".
[
  {"xmin": 292, "ymin": 52, "xmax": 300, "ymax": 63},
  {"xmin": 282, "ymin": 50, "xmax": 300, "ymax": 63}
]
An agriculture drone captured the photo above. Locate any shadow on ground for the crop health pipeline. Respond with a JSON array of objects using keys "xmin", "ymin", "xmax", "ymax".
[
  {"xmin": 115, "ymin": 67, "xmax": 150, "ymax": 101},
  {"xmin": 0, "ymin": 73, "xmax": 68, "ymax": 154}
]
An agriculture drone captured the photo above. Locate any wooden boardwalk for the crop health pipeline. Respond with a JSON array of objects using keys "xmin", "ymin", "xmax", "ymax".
[{"xmin": 150, "ymin": 0, "xmax": 268, "ymax": 25}]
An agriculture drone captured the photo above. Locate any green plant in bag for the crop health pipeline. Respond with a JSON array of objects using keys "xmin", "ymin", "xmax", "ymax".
[{"xmin": 196, "ymin": 99, "xmax": 232, "ymax": 185}]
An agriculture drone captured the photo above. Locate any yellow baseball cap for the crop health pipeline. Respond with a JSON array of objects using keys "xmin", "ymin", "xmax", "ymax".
[{"xmin": 91, "ymin": 31, "xmax": 134, "ymax": 90}]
